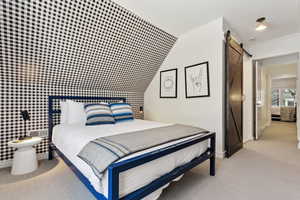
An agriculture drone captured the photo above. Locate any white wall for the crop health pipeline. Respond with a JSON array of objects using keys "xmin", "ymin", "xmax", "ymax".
[
  {"xmin": 297, "ymin": 54, "xmax": 300, "ymax": 149},
  {"xmin": 256, "ymin": 62, "xmax": 263, "ymax": 139},
  {"xmin": 262, "ymin": 68, "xmax": 272, "ymax": 129},
  {"xmin": 144, "ymin": 18, "xmax": 225, "ymax": 157},
  {"xmin": 263, "ymin": 63, "xmax": 298, "ymax": 78},
  {"xmin": 256, "ymin": 63, "xmax": 273, "ymax": 138},
  {"xmin": 243, "ymin": 55, "xmax": 253, "ymax": 142},
  {"xmin": 272, "ymin": 78, "xmax": 297, "ymax": 89}
]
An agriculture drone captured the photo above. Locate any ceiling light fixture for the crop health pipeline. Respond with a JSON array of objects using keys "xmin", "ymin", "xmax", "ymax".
[{"xmin": 255, "ymin": 17, "xmax": 267, "ymax": 31}]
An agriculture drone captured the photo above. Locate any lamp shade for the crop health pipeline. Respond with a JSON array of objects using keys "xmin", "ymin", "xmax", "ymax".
[{"xmin": 21, "ymin": 110, "xmax": 30, "ymax": 121}]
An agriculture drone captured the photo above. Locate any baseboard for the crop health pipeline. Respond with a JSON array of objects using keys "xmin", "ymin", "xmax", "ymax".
[
  {"xmin": 216, "ymin": 151, "xmax": 225, "ymax": 159},
  {"xmin": 0, "ymin": 159, "xmax": 12, "ymax": 169},
  {"xmin": 0, "ymin": 152, "xmax": 49, "ymax": 169},
  {"xmin": 243, "ymin": 137, "xmax": 254, "ymax": 144},
  {"xmin": 262, "ymin": 121, "xmax": 271, "ymax": 130}
]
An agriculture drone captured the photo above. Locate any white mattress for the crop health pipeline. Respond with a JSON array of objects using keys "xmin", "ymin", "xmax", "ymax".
[{"xmin": 52, "ymin": 119, "xmax": 208, "ymax": 199}]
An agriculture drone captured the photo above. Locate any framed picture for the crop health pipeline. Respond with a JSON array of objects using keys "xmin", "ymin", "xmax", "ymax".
[
  {"xmin": 160, "ymin": 68, "xmax": 177, "ymax": 98},
  {"xmin": 185, "ymin": 62, "xmax": 210, "ymax": 98}
]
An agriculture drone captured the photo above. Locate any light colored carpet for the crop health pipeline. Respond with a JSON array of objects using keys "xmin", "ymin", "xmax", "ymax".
[{"xmin": 1, "ymin": 121, "xmax": 300, "ymax": 200}]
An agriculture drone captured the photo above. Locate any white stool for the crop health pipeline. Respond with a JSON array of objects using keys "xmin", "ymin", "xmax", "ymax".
[{"xmin": 8, "ymin": 137, "xmax": 42, "ymax": 175}]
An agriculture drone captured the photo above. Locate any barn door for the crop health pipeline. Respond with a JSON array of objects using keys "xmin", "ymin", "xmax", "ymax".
[{"xmin": 225, "ymin": 32, "xmax": 244, "ymax": 158}]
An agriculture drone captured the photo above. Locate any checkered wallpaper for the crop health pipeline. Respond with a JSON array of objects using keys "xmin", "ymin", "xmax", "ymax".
[{"xmin": 0, "ymin": 0, "xmax": 177, "ymax": 161}]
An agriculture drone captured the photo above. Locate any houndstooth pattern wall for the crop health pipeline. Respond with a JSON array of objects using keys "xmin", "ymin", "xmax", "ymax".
[
  {"xmin": 0, "ymin": 0, "xmax": 177, "ymax": 161},
  {"xmin": 1, "ymin": 0, "xmax": 176, "ymax": 92}
]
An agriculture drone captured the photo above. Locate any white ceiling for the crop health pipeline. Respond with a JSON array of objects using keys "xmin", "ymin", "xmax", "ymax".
[{"xmin": 113, "ymin": 0, "xmax": 300, "ymax": 44}]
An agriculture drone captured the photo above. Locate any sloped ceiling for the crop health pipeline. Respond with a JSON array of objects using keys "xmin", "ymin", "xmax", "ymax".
[
  {"xmin": 1, "ymin": 0, "xmax": 177, "ymax": 92},
  {"xmin": 113, "ymin": 0, "xmax": 300, "ymax": 44}
]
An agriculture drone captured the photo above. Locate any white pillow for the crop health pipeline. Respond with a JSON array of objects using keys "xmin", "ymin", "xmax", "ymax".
[
  {"xmin": 60, "ymin": 101, "xmax": 68, "ymax": 124},
  {"xmin": 67, "ymin": 100, "xmax": 86, "ymax": 125}
]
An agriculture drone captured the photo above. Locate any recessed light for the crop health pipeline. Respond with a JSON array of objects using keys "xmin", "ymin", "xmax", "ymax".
[{"xmin": 256, "ymin": 17, "xmax": 267, "ymax": 31}]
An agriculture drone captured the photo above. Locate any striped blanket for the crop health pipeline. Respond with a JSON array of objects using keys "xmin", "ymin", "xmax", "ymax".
[{"xmin": 77, "ymin": 124, "xmax": 208, "ymax": 179}]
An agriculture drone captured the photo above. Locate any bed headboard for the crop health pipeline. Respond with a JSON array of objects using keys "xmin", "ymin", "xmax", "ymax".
[{"xmin": 48, "ymin": 95, "xmax": 126, "ymax": 146}]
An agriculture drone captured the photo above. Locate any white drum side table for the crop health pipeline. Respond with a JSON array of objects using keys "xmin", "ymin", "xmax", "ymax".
[{"xmin": 8, "ymin": 137, "xmax": 42, "ymax": 175}]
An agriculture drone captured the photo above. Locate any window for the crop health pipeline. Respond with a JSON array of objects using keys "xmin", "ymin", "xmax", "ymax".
[
  {"xmin": 282, "ymin": 89, "xmax": 296, "ymax": 107},
  {"xmin": 272, "ymin": 88, "xmax": 296, "ymax": 107},
  {"xmin": 272, "ymin": 89, "xmax": 279, "ymax": 106}
]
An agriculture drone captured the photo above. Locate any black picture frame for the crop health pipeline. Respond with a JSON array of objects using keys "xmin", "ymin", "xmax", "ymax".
[
  {"xmin": 160, "ymin": 68, "xmax": 178, "ymax": 98},
  {"xmin": 184, "ymin": 61, "xmax": 210, "ymax": 98}
]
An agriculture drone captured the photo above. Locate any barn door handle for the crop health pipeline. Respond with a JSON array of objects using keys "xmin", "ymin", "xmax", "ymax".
[{"xmin": 256, "ymin": 101, "xmax": 262, "ymax": 106}]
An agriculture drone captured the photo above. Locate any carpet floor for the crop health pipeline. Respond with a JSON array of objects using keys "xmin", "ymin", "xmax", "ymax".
[{"xmin": 1, "ymin": 121, "xmax": 300, "ymax": 200}]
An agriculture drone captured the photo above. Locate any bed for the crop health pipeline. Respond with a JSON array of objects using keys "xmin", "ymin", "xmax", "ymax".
[{"xmin": 48, "ymin": 96, "xmax": 216, "ymax": 200}]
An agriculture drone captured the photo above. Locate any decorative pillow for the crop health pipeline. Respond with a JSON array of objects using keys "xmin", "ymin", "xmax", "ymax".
[
  {"xmin": 84, "ymin": 103, "xmax": 115, "ymax": 126},
  {"xmin": 67, "ymin": 100, "xmax": 86, "ymax": 125},
  {"xmin": 110, "ymin": 103, "xmax": 134, "ymax": 122},
  {"xmin": 60, "ymin": 101, "xmax": 68, "ymax": 124}
]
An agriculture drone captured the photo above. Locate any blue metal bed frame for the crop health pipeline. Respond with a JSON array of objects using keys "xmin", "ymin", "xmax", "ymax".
[{"xmin": 48, "ymin": 95, "xmax": 216, "ymax": 200}]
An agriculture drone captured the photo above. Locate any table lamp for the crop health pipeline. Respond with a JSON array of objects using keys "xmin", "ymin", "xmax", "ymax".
[{"xmin": 21, "ymin": 110, "xmax": 30, "ymax": 138}]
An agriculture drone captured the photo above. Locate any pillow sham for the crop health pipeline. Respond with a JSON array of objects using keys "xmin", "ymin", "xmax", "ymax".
[
  {"xmin": 67, "ymin": 100, "xmax": 86, "ymax": 125},
  {"xmin": 110, "ymin": 103, "xmax": 134, "ymax": 122},
  {"xmin": 85, "ymin": 103, "xmax": 115, "ymax": 126}
]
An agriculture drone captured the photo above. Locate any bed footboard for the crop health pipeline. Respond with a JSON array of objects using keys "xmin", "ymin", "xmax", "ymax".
[
  {"xmin": 108, "ymin": 132, "xmax": 216, "ymax": 200},
  {"xmin": 49, "ymin": 132, "xmax": 215, "ymax": 200}
]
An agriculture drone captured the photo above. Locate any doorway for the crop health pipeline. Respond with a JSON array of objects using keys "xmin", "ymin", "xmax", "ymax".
[{"xmin": 253, "ymin": 53, "xmax": 299, "ymax": 145}]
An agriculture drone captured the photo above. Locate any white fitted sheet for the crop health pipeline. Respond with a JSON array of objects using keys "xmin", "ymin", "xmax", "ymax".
[{"xmin": 52, "ymin": 119, "xmax": 208, "ymax": 199}]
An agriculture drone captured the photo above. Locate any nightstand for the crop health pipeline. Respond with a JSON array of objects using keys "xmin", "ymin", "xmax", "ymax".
[{"xmin": 8, "ymin": 137, "xmax": 42, "ymax": 175}]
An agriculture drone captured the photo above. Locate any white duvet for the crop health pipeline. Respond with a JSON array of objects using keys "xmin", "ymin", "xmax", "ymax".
[{"xmin": 52, "ymin": 119, "xmax": 208, "ymax": 199}]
